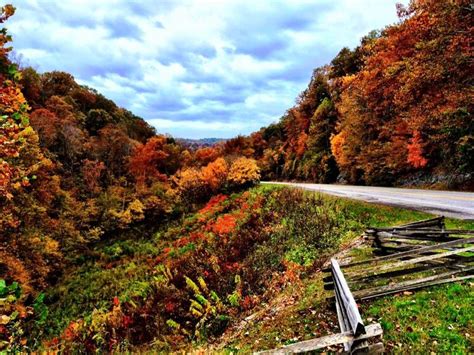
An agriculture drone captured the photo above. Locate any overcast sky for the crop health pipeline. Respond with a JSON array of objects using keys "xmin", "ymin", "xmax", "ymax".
[{"xmin": 8, "ymin": 0, "xmax": 405, "ymax": 138}]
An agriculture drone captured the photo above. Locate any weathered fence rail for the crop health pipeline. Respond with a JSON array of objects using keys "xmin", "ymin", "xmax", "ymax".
[
  {"xmin": 325, "ymin": 216, "xmax": 473, "ymax": 300},
  {"xmin": 257, "ymin": 259, "xmax": 383, "ymax": 354},
  {"xmin": 257, "ymin": 217, "xmax": 472, "ymax": 354}
]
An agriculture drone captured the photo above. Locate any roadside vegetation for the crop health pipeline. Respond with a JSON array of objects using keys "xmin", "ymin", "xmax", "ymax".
[
  {"xmin": 1, "ymin": 0, "xmax": 472, "ymax": 352},
  {"xmin": 18, "ymin": 186, "xmax": 361, "ymax": 351},
  {"xmin": 363, "ymin": 283, "xmax": 473, "ymax": 353},
  {"xmin": 3, "ymin": 184, "xmax": 470, "ymax": 352},
  {"xmin": 214, "ymin": 188, "xmax": 473, "ymax": 353}
]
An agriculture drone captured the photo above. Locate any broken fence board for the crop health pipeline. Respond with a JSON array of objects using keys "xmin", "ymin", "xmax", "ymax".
[
  {"xmin": 339, "ymin": 237, "xmax": 474, "ymax": 269},
  {"xmin": 392, "ymin": 216, "xmax": 445, "ymax": 229},
  {"xmin": 325, "ymin": 258, "xmax": 473, "ymax": 289},
  {"xmin": 254, "ymin": 323, "xmax": 383, "ymax": 354},
  {"xmin": 352, "ymin": 267, "xmax": 474, "ymax": 299},
  {"xmin": 331, "ymin": 259, "xmax": 366, "ymax": 337},
  {"xmin": 357, "ymin": 275, "xmax": 474, "ymax": 301},
  {"xmin": 345, "ymin": 245, "xmax": 474, "ymax": 278}
]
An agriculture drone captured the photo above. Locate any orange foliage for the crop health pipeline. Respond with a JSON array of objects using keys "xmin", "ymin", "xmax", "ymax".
[
  {"xmin": 195, "ymin": 146, "xmax": 220, "ymax": 165},
  {"xmin": 128, "ymin": 136, "xmax": 169, "ymax": 186},
  {"xmin": 407, "ymin": 131, "xmax": 428, "ymax": 168},
  {"xmin": 211, "ymin": 214, "xmax": 238, "ymax": 235},
  {"xmin": 330, "ymin": 131, "xmax": 349, "ymax": 168},
  {"xmin": 201, "ymin": 157, "xmax": 228, "ymax": 191}
]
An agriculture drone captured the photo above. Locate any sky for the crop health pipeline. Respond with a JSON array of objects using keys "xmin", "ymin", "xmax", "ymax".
[{"xmin": 8, "ymin": 0, "xmax": 405, "ymax": 139}]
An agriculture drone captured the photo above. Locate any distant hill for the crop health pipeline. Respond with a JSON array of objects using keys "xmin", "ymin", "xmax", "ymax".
[{"xmin": 176, "ymin": 137, "xmax": 226, "ymax": 149}]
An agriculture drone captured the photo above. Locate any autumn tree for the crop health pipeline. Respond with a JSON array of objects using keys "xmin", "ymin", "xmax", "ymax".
[
  {"xmin": 173, "ymin": 167, "xmax": 207, "ymax": 206},
  {"xmin": 0, "ymin": 4, "xmax": 63, "ymax": 293},
  {"xmin": 195, "ymin": 146, "xmax": 220, "ymax": 166},
  {"xmin": 332, "ymin": 0, "xmax": 473, "ymax": 184},
  {"xmin": 202, "ymin": 157, "xmax": 228, "ymax": 191},
  {"xmin": 227, "ymin": 157, "xmax": 260, "ymax": 186},
  {"xmin": 41, "ymin": 71, "xmax": 77, "ymax": 99}
]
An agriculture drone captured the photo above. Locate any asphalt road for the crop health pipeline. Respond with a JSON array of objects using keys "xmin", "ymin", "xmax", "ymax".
[{"xmin": 263, "ymin": 182, "xmax": 474, "ymax": 220}]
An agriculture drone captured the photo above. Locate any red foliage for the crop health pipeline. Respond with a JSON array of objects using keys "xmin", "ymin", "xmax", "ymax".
[
  {"xmin": 210, "ymin": 214, "xmax": 238, "ymax": 235},
  {"xmin": 198, "ymin": 194, "xmax": 227, "ymax": 215},
  {"xmin": 165, "ymin": 301, "xmax": 176, "ymax": 313},
  {"xmin": 407, "ymin": 131, "xmax": 428, "ymax": 168}
]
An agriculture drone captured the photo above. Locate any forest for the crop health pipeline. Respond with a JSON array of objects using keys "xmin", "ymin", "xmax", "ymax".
[
  {"xmin": 0, "ymin": 0, "xmax": 472, "ymax": 352},
  {"xmin": 225, "ymin": 0, "xmax": 472, "ymax": 188}
]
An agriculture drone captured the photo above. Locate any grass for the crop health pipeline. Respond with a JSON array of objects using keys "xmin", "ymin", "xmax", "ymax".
[
  {"xmin": 32, "ymin": 184, "xmax": 473, "ymax": 351},
  {"xmin": 362, "ymin": 282, "xmax": 473, "ymax": 353},
  {"xmin": 216, "ymin": 184, "xmax": 473, "ymax": 353}
]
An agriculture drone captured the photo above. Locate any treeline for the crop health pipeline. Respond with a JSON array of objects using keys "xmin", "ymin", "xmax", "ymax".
[
  {"xmin": 0, "ymin": 4, "xmax": 260, "ymax": 347},
  {"xmin": 222, "ymin": 0, "xmax": 473, "ymax": 188}
]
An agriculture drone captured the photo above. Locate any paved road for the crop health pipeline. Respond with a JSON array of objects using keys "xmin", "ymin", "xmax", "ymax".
[{"xmin": 263, "ymin": 182, "xmax": 474, "ymax": 220}]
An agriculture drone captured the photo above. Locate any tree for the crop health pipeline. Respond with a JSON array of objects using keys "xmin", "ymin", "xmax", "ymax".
[
  {"xmin": 41, "ymin": 71, "xmax": 77, "ymax": 99},
  {"xmin": 174, "ymin": 167, "xmax": 207, "ymax": 205},
  {"xmin": 85, "ymin": 108, "xmax": 114, "ymax": 135},
  {"xmin": 202, "ymin": 157, "xmax": 228, "ymax": 191},
  {"xmin": 128, "ymin": 136, "xmax": 169, "ymax": 186},
  {"xmin": 195, "ymin": 146, "xmax": 220, "ymax": 166},
  {"xmin": 332, "ymin": 0, "xmax": 472, "ymax": 184},
  {"xmin": 19, "ymin": 66, "xmax": 42, "ymax": 107},
  {"xmin": 227, "ymin": 157, "xmax": 260, "ymax": 186},
  {"xmin": 0, "ymin": 4, "xmax": 65, "ymax": 296}
]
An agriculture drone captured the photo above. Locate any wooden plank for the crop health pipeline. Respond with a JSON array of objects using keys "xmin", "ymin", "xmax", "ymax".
[
  {"xmin": 254, "ymin": 323, "xmax": 383, "ymax": 354},
  {"xmin": 375, "ymin": 231, "xmax": 458, "ymax": 242},
  {"xmin": 331, "ymin": 259, "xmax": 366, "ymax": 336},
  {"xmin": 353, "ymin": 267, "xmax": 474, "ymax": 299},
  {"xmin": 325, "ymin": 259, "xmax": 471, "ymax": 290},
  {"xmin": 373, "ymin": 228, "xmax": 474, "ymax": 235},
  {"xmin": 393, "ymin": 216, "xmax": 444, "ymax": 229},
  {"xmin": 356, "ymin": 275, "xmax": 474, "ymax": 301},
  {"xmin": 334, "ymin": 285, "xmax": 351, "ymax": 351},
  {"xmin": 394, "ymin": 230, "xmax": 474, "ymax": 236},
  {"xmin": 339, "ymin": 237, "xmax": 474, "ymax": 269},
  {"xmin": 345, "ymin": 245, "xmax": 474, "ymax": 278}
]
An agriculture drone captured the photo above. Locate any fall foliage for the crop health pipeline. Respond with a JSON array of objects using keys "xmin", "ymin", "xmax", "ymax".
[
  {"xmin": 0, "ymin": 0, "xmax": 473, "ymax": 352},
  {"xmin": 217, "ymin": 0, "xmax": 472, "ymax": 188}
]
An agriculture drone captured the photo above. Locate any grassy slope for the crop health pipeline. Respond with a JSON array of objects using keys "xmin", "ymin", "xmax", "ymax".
[
  {"xmin": 35, "ymin": 185, "xmax": 473, "ymax": 352},
  {"xmin": 216, "ymin": 186, "xmax": 473, "ymax": 353}
]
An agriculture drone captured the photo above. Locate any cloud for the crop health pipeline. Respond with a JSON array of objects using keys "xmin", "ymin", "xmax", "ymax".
[{"xmin": 8, "ymin": 0, "xmax": 407, "ymax": 138}]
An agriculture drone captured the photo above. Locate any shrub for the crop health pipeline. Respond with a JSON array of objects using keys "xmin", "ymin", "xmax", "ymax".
[{"xmin": 227, "ymin": 157, "xmax": 260, "ymax": 186}]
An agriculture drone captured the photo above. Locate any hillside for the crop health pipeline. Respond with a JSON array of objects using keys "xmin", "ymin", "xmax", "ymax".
[
  {"xmin": 220, "ymin": 0, "xmax": 473, "ymax": 190},
  {"xmin": 177, "ymin": 138, "xmax": 227, "ymax": 150},
  {"xmin": 0, "ymin": 0, "xmax": 473, "ymax": 352}
]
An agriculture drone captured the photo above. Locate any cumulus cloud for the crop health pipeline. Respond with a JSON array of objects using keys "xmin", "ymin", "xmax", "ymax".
[{"xmin": 9, "ymin": 0, "xmax": 406, "ymax": 138}]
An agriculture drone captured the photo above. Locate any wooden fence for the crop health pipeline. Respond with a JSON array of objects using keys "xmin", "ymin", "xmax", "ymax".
[
  {"xmin": 257, "ymin": 259, "xmax": 383, "ymax": 354},
  {"xmin": 257, "ymin": 216, "xmax": 472, "ymax": 354}
]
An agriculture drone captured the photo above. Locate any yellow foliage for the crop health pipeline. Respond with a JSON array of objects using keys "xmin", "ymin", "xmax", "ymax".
[
  {"xmin": 44, "ymin": 236, "xmax": 61, "ymax": 257},
  {"xmin": 174, "ymin": 168, "xmax": 206, "ymax": 203},
  {"xmin": 227, "ymin": 157, "xmax": 260, "ymax": 186},
  {"xmin": 109, "ymin": 199, "xmax": 145, "ymax": 228},
  {"xmin": 330, "ymin": 130, "xmax": 350, "ymax": 168}
]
